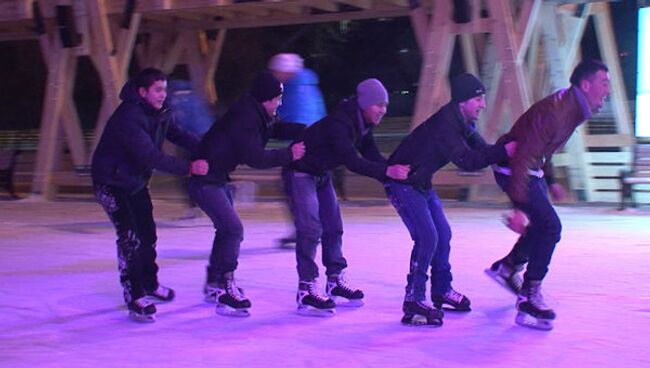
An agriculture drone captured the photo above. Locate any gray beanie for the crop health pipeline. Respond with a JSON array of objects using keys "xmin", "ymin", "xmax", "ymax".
[
  {"xmin": 356, "ymin": 78, "xmax": 388, "ymax": 109},
  {"xmin": 451, "ymin": 73, "xmax": 485, "ymax": 102}
]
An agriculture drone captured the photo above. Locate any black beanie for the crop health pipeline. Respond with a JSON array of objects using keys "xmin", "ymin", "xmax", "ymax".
[
  {"xmin": 250, "ymin": 72, "xmax": 283, "ymax": 103},
  {"xmin": 451, "ymin": 73, "xmax": 486, "ymax": 102}
]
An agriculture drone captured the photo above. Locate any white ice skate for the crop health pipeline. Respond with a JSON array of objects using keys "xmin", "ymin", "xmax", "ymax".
[
  {"xmin": 297, "ymin": 280, "xmax": 336, "ymax": 317},
  {"xmin": 128, "ymin": 297, "xmax": 156, "ymax": 323},
  {"xmin": 326, "ymin": 274, "xmax": 364, "ymax": 308}
]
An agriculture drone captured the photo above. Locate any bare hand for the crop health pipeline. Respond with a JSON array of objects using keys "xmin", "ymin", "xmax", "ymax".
[
  {"xmin": 386, "ymin": 164, "xmax": 411, "ymax": 180},
  {"xmin": 549, "ymin": 183, "xmax": 566, "ymax": 202},
  {"xmin": 291, "ymin": 142, "xmax": 305, "ymax": 161},
  {"xmin": 505, "ymin": 141, "xmax": 517, "ymax": 158},
  {"xmin": 190, "ymin": 159, "xmax": 209, "ymax": 176},
  {"xmin": 503, "ymin": 208, "xmax": 529, "ymax": 235}
]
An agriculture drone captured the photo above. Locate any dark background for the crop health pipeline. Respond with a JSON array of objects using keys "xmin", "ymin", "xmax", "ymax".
[{"xmin": 0, "ymin": 1, "xmax": 640, "ymax": 131}]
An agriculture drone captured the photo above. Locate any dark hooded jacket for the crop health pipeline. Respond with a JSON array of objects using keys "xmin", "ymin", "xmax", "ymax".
[
  {"xmin": 387, "ymin": 101, "xmax": 507, "ymax": 191},
  {"xmin": 91, "ymin": 79, "xmax": 199, "ymax": 194},
  {"xmin": 192, "ymin": 94, "xmax": 304, "ymax": 185},
  {"xmin": 289, "ymin": 97, "xmax": 387, "ymax": 181}
]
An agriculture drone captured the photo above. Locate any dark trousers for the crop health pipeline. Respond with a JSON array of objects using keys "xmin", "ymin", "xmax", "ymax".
[
  {"xmin": 94, "ymin": 184, "xmax": 159, "ymax": 303},
  {"xmin": 283, "ymin": 170, "xmax": 347, "ymax": 281},
  {"xmin": 494, "ymin": 172, "xmax": 562, "ymax": 282},
  {"xmin": 385, "ymin": 183, "xmax": 453, "ymax": 300},
  {"xmin": 188, "ymin": 179, "xmax": 243, "ymax": 283}
]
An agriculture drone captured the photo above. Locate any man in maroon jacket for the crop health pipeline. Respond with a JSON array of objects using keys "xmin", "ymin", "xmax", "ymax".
[{"xmin": 486, "ymin": 59, "xmax": 610, "ymax": 330}]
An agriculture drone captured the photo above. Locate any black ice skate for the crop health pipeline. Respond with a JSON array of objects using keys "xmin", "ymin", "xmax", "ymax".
[
  {"xmin": 297, "ymin": 280, "xmax": 336, "ymax": 317},
  {"xmin": 401, "ymin": 300, "xmax": 444, "ymax": 327},
  {"xmin": 212, "ymin": 272, "xmax": 251, "ymax": 317},
  {"xmin": 276, "ymin": 236, "xmax": 296, "ymax": 249},
  {"xmin": 485, "ymin": 259, "xmax": 524, "ymax": 295},
  {"xmin": 431, "ymin": 288, "xmax": 471, "ymax": 312},
  {"xmin": 326, "ymin": 273, "xmax": 364, "ymax": 307},
  {"xmin": 146, "ymin": 284, "xmax": 175, "ymax": 303},
  {"xmin": 127, "ymin": 297, "xmax": 156, "ymax": 323},
  {"xmin": 515, "ymin": 280, "xmax": 556, "ymax": 330}
]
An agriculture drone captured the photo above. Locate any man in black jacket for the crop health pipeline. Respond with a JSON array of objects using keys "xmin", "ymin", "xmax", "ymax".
[
  {"xmin": 92, "ymin": 68, "xmax": 209, "ymax": 322},
  {"xmin": 385, "ymin": 73, "xmax": 515, "ymax": 326},
  {"xmin": 189, "ymin": 72, "xmax": 305, "ymax": 317},
  {"xmin": 284, "ymin": 78, "xmax": 410, "ymax": 316}
]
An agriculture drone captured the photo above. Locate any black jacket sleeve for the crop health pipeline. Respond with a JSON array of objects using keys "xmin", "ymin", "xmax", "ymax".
[
  {"xmin": 358, "ymin": 133, "xmax": 387, "ymax": 164},
  {"xmin": 234, "ymin": 112, "xmax": 293, "ymax": 169},
  {"xmin": 438, "ymin": 124, "xmax": 507, "ymax": 172},
  {"xmin": 271, "ymin": 121, "xmax": 306, "ymax": 141},
  {"xmin": 119, "ymin": 111, "xmax": 190, "ymax": 177},
  {"xmin": 165, "ymin": 118, "xmax": 201, "ymax": 153},
  {"xmin": 330, "ymin": 121, "xmax": 386, "ymax": 181}
]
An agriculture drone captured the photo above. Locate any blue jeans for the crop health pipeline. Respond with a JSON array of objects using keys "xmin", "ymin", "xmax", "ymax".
[
  {"xmin": 188, "ymin": 179, "xmax": 243, "ymax": 283},
  {"xmin": 94, "ymin": 184, "xmax": 159, "ymax": 303},
  {"xmin": 385, "ymin": 183, "xmax": 453, "ymax": 301},
  {"xmin": 494, "ymin": 172, "xmax": 562, "ymax": 282},
  {"xmin": 283, "ymin": 170, "xmax": 347, "ymax": 281}
]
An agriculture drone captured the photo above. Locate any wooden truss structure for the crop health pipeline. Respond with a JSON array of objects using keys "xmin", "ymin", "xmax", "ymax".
[{"xmin": 0, "ymin": 0, "xmax": 636, "ymax": 202}]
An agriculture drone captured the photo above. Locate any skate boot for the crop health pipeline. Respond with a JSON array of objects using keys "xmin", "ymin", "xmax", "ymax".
[
  {"xmin": 127, "ymin": 297, "xmax": 156, "ymax": 323},
  {"xmin": 485, "ymin": 259, "xmax": 524, "ymax": 295},
  {"xmin": 326, "ymin": 273, "xmax": 364, "ymax": 307},
  {"xmin": 431, "ymin": 288, "xmax": 471, "ymax": 312},
  {"xmin": 146, "ymin": 284, "xmax": 175, "ymax": 303},
  {"xmin": 297, "ymin": 280, "xmax": 336, "ymax": 317},
  {"xmin": 276, "ymin": 236, "xmax": 297, "ymax": 249},
  {"xmin": 401, "ymin": 300, "xmax": 444, "ymax": 327},
  {"xmin": 213, "ymin": 272, "xmax": 251, "ymax": 317},
  {"xmin": 515, "ymin": 280, "xmax": 556, "ymax": 330}
]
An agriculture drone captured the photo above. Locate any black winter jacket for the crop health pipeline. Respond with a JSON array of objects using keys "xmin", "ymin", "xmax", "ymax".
[
  {"xmin": 289, "ymin": 97, "xmax": 387, "ymax": 181},
  {"xmin": 387, "ymin": 101, "xmax": 507, "ymax": 191},
  {"xmin": 192, "ymin": 94, "xmax": 304, "ymax": 184},
  {"xmin": 91, "ymin": 79, "xmax": 199, "ymax": 194}
]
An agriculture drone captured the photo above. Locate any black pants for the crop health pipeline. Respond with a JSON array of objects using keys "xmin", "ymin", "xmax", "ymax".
[{"xmin": 94, "ymin": 184, "xmax": 159, "ymax": 303}]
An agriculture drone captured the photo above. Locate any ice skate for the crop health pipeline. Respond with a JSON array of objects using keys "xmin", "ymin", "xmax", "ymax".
[
  {"xmin": 213, "ymin": 272, "xmax": 251, "ymax": 317},
  {"xmin": 146, "ymin": 284, "xmax": 175, "ymax": 303},
  {"xmin": 485, "ymin": 259, "xmax": 524, "ymax": 295},
  {"xmin": 297, "ymin": 280, "xmax": 336, "ymax": 317},
  {"xmin": 401, "ymin": 300, "xmax": 444, "ymax": 327},
  {"xmin": 431, "ymin": 288, "xmax": 471, "ymax": 312},
  {"xmin": 127, "ymin": 297, "xmax": 156, "ymax": 323},
  {"xmin": 515, "ymin": 280, "xmax": 556, "ymax": 330},
  {"xmin": 326, "ymin": 273, "xmax": 364, "ymax": 307}
]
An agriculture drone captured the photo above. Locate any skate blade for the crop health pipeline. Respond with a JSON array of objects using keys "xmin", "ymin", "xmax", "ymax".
[
  {"xmin": 484, "ymin": 268, "xmax": 519, "ymax": 295},
  {"xmin": 401, "ymin": 314, "xmax": 443, "ymax": 328},
  {"xmin": 296, "ymin": 305, "xmax": 336, "ymax": 318},
  {"xmin": 436, "ymin": 303, "xmax": 471, "ymax": 312},
  {"xmin": 128, "ymin": 311, "xmax": 156, "ymax": 323},
  {"xmin": 216, "ymin": 304, "xmax": 250, "ymax": 318},
  {"xmin": 332, "ymin": 296, "xmax": 364, "ymax": 308},
  {"xmin": 515, "ymin": 312, "xmax": 553, "ymax": 330}
]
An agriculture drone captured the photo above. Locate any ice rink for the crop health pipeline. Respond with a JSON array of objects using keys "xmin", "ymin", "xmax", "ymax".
[{"xmin": 1, "ymin": 195, "xmax": 648, "ymax": 368}]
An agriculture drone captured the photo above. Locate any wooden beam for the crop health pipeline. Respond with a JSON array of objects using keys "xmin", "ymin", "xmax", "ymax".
[{"xmin": 32, "ymin": 37, "xmax": 73, "ymax": 198}]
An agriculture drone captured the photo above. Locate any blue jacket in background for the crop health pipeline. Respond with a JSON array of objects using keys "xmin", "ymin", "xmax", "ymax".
[
  {"xmin": 277, "ymin": 68, "xmax": 326, "ymax": 126},
  {"xmin": 167, "ymin": 80, "xmax": 214, "ymax": 137},
  {"xmin": 91, "ymin": 79, "xmax": 200, "ymax": 194}
]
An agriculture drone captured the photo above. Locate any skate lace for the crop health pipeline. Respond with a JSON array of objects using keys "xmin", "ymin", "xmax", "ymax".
[
  {"xmin": 333, "ymin": 274, "xmax": 357, "ymax": 294},
  {"xmin": 307, "ymin": 282, "xmax": 330, "ymax": 302},
  {"xmin": 444, "ymin": 289, "xmax": 465, "ymax": 304},
  {"xmin": 226, "ymin": 280, "xmax": 247, "ymax": 302},
  {"xmin": 527, "ymin": 283, "xmax": 549, "ymax": 309}
]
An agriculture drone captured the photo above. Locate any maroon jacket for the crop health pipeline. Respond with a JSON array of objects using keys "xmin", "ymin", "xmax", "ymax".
[{"xmin": 496, "ymin": 86, "xmax": 592, "ymax": 203}]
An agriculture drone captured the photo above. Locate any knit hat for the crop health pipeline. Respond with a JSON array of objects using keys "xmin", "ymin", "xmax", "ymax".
[
  {"xmin": 356, "ymin": 78, "xmax": 389, "ymax": 109},
  {"xmin": 268, "ymin": 53, "xmax": 304, "ymax": 73},
  {"xmin": 250, "ymin": 72, "xmax": 283, "ymax": 103},
  {"xmin": 451, "ymin": 73, "xmax": 486, "ymax": 102}
]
